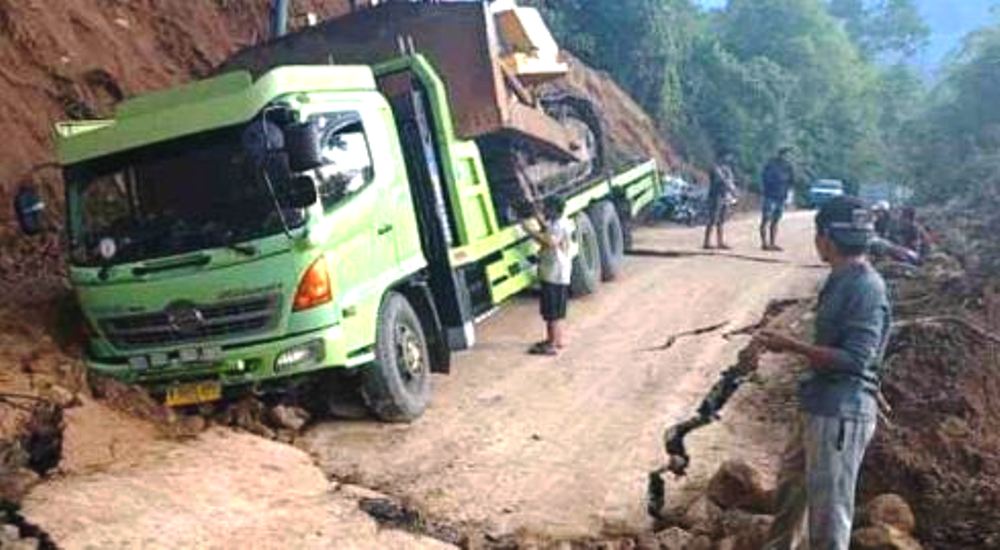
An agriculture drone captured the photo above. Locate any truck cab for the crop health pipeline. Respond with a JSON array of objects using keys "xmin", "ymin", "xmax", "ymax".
[{"xmin": 40, "ymin": 65, "xmax": 453, "ymax": 417}]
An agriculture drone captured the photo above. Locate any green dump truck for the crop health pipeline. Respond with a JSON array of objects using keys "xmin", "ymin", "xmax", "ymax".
[{"xmin": 13, "ymin": 2, "xmax": 659, "ymax": 421}]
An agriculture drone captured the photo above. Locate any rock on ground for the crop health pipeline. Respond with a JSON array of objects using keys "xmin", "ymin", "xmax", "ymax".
[
  {"xmin": 863, "ymin": 493, "xmax": 917, "ymax": 534},
  {"xmin": 718, "ymin": 509, "xmax": 773, "ymax": 550},
  {"xmin": 852, "ymin": 524, "xmax": 923, "ymax": 550},
  {"xmin": 20, "ymin": 429, "xmax": 453, "ymax": 550},
  {"xmin": 641, "ymin": 526, "xmax": 693, "ymax": 550},
  {"xmin": 685, "ymin": 535, "xmax": 713, "ymax": 550},
  {"xmin": 706, "ymin": 459, "xmax": 773, "ymax": 513},
  {"xmin": 268, "ymin": 404, "xmax": 311, "ymax": 432},
  {"xmin": 680, "ymin": 495, "xmax": 723, "ymax": 538},
  {"xmin": 0, "ymin": 467, "xmax": 40, "ymax": 503}
]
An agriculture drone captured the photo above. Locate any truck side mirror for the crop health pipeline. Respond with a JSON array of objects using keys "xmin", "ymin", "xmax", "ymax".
[
  {"xmin": 13, "ymin": 184, "xmax": 46, "ymax": 236},
  {"xmin": 284, "ymin": 175, "xmax": 318, "ymax": 209},
  {"xmin": 284, "ymin": 122, "xmax": 323, "ymax": 172}
]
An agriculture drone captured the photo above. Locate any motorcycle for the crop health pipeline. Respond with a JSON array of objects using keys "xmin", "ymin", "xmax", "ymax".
[{"xmin": 652, "ymin": 181, "xmax": 708, "ymax": 226}]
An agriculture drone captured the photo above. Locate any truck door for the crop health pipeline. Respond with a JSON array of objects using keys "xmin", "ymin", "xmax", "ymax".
[
  {"xmin": 311, "ymin": 109, "xmax": 388, "ymax": 350},
  {"xmin": 377, "ymin": 70, "xmax": 476, "ymax": 350}
]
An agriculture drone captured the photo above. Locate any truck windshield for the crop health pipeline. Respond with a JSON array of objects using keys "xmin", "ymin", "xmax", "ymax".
[{"xmin": 65, "ymin": 121, "xmax": 308, "ymax": 267}]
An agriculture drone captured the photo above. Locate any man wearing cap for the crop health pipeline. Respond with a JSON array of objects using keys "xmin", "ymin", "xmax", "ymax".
[{"xmin": 755, "ymin": 196, "xmax": 892, "ymax": 550}]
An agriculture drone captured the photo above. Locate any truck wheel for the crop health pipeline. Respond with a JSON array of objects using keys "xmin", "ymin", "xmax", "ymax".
[
  {"xmin": 570, "ymin": 213, "xmax": 602, "ymax": 296},
  {"xmin": 589, "ymin": 201, "xmax": 626, "ymax": 281},
  {"xmin": 361, "ymin": 292, "xmax": 431, "ymax": 422},
  {"xmin": 616, "ymin": 201, "xmax": 635, "ymax": 252}
]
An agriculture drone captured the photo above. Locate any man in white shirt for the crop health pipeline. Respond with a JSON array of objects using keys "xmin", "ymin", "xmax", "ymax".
[{"xmin": 523, "ymin": 196, "xmax": 573, "ymax": 356}]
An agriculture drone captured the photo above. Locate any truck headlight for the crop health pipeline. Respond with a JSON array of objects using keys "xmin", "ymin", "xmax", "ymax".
[{"xmin": 274, "ymin": 339, "xmax": 325, "ymax": 372}]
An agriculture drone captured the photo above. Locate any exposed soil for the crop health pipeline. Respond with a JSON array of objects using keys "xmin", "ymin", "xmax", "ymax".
[
  {"xmin": 857, "ymin": 223, "xmax": 1000, "ymax": 549},
  {"xmin": 554, "ymin": 53, "xmax": 681, "ymax": 173}
]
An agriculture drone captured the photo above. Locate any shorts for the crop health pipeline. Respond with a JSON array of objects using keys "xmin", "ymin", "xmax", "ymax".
[
  {"xmin": 762, "ymin": 197, "xmax": 786, "ymax": 223},
  {"xmin": 706, "ymin": 197, "xmax": 729, "ymax": 225},
  {"xmin": 540, "ymin": 282, "xmax": 569, "ymax": 322}
]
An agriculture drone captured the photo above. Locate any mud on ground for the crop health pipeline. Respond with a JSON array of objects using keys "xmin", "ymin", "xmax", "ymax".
[{"xmin": 859, "ymin": 214, "xmax": 1000, "ymax": 549}]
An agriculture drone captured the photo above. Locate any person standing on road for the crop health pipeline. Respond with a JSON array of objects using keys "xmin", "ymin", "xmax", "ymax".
[
  {"xmin": 523, "ymin": 196, "xmax": 573, "ymax": 356},
  {"xmin": 703, "ymin": 150, "xmax": 739, "ymax": 250},
  {"xmin": 760, "ymin": 147, "xmax": 797, "ymax": 251},
  {"xmin": 755, "ymin": 196, "xmax": 892, "ymax": 550}
]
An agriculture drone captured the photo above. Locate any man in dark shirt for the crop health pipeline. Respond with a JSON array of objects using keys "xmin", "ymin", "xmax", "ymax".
[
  {"xmin": 755, "ymin": 196, "xmax": 891, "ymax": 550},
  {"xmin": 760, "ymin": 148, "xmax": 796, "ymax": 251},
  {"xmin": 703, "ymin": 150, "xmax": 738, "ymax": 250},
  {"xmin": 892, "ymin": 207, "xmax": 931, "ymax": 260}
]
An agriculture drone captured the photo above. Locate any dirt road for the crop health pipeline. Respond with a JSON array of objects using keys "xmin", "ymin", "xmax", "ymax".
[
  {"xmin": 18, "ymin": 212, "xmax": 824, "ymax": 548},
  {"xmin": 303, "ymin": 211, "xmax": 825, "ymax": 539}
]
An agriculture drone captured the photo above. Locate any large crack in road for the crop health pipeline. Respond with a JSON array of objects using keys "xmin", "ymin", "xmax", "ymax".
[
  {"xmin": 301, "ymin": 214, "xmax": 825, "ymax": 542},
  {"xmin": 15, "ymin": 214, "xmax": 827, "ymax": 548}
]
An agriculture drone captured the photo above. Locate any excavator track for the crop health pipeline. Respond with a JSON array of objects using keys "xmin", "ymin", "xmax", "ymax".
[{"xmin": 479, "ymin": 93, "xmax": 606, "ymax": 224}]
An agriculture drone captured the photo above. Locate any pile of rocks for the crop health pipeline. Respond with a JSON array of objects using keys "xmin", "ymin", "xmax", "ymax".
[
  {"xmin": 643, "ymin": 459, "xmax": 775, "ymax": 550},
  {"xmin": 852, "ymin": 494, "xmax": 922, "ymax": 550},
  {"xmin": 644, "ymin": 460, "xmax": 922, "ymax": 550},
  {"xmin": 0, "ymin": 511, "xmax": 43, "ymax": 550}
]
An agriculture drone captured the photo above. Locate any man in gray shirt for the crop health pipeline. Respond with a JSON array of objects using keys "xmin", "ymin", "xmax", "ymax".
[{"xmin": 755, "ymin": 196, "xmax": 891, "ymax": 549}]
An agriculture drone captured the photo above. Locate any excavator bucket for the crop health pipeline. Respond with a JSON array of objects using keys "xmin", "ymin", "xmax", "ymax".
[
  {"xmin": 493, "ymin": 1, "xmax": 569, "ymax": 86},
  {"xmin": 223, "ymin": 2, "xmax": 581, "ymax": 162}
]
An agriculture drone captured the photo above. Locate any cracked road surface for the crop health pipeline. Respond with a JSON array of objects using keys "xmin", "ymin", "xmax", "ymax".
[
  {"xmin": 20, "ymin": 213, "xmax": 823, "ymax": 548},
  {"xmin": 304, "ymin": 212, "xmax": 825, "ymax": 539}
]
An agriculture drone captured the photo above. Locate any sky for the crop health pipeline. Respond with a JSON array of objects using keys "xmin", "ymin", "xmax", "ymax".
[{"xmin": 693, "ymin": 0, "xmax": 998, "ymax": 70}]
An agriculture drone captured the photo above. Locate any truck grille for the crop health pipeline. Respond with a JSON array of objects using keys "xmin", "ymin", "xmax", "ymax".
[{"xmin": 101, "ymin": 295, "xmax": 281, "ymax": 350}]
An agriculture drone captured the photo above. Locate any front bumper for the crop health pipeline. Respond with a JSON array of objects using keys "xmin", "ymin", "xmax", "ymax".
[{"xmin": 85, "ymin": 322, "xmax": 366, "ymax": 393}]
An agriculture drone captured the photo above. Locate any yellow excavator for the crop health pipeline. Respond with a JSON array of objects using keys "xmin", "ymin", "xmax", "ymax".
[{"xmin": 247, "ymin": 0, "xmax": 605, "ymax": 222}]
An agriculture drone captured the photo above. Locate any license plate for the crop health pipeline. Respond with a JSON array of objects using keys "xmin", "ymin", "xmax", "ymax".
[{"xmin": 165, "ymin": 380, "xmax": 222, "ymax": 407}]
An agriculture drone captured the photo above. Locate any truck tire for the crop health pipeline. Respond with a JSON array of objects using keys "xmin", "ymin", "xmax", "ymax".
[
  {"xmin": 361, "ymin": 292, "xmax": 432, "ymax": 422},
  {"xmin": 588, "ymin": 201, "xmax": 626, "ymax": 281},
  {"xmin": 616, "ymin": 200, "xmax": 635, "ymax": 252},
  {"xmin": 570, "ymin": 213, "xmax": 602, "ymax": 296}
]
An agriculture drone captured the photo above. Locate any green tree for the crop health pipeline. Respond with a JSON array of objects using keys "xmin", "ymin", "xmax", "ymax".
[
  {"xmin": 528, "ymin": 0, "xmax": 701, "ymax": 125},
  {"xmin": 829, "ymin": 0, "xmax": 930, "ymax": 58},
  {"xmin": 906, "ymin": 23, "xmax": 1000, "ymax": 201},
  {"xmin": 718, "ymin": 0, "xmax": 885, "ymax": 186}
]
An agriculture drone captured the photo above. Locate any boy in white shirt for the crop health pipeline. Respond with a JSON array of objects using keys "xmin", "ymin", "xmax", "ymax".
[{"xmin": 523, "ymin": 196, "xmax": 573, "ymax": 356}]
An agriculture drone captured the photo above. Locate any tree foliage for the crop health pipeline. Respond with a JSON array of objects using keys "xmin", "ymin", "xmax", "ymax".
[
  {"xmin": 532, "ymin": 0, "xmax": 904, "ymax": 190},
  {"xmin": 905, "ymin": 23, "xmax": 1000, "ymax": 201},
  {"xmin": 829, "ymin": 0, "xmax": 930, "ymax": 59},
  {"xmin": 532, "ymin": 0, "xmax": 996, "ymax": 204}
]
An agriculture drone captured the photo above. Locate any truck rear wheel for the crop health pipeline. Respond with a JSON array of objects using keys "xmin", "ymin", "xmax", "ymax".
[
  {"xmin": 570, "ymin": 213, "xmax": 602, "ymax": 296},
  {"xmin": 361, "ymin": 292, "xmax": 431, "ymax": 422},
  {"xmin": 589, "ymin": 201, "xmax": 625, "ymax": 281}
]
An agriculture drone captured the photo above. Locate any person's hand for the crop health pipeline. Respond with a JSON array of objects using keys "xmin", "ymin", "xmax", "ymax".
[{"xmin": 753, "ymin": 330, "xmax": 798, "ymax": 353}]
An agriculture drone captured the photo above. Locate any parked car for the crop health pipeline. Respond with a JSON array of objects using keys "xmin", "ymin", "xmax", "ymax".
[{"xmin": 805, "ymin": 179, "xmax": 845, "ymax": 209}]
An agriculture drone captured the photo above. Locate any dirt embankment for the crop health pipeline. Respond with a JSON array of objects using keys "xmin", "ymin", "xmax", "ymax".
[
  {"xmin": 0, "ymin": 0, "xmax": 354, "ymax": 197},
  {"xmin": 554, "ymin": 53, "xmax": 680, "ymax": 173},
  {"xmin": 857, "ymin": 201, "xmax": 1000, "ymax": 549},
  {"xmin": 0, "ymin": 0, "xmax": 354, "ymax": 302}
]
